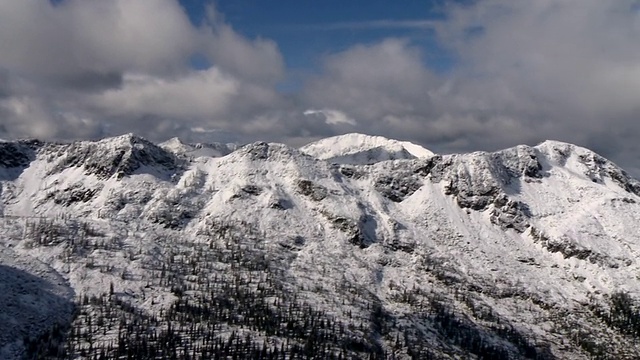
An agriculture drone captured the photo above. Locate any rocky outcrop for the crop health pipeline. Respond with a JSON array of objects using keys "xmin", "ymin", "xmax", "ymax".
[
  {"xmin": 44, "ymin": 183, "xmax": 102, "ymax": 206},
  {"xmin": 0, "ymin": 140, "xmax": 41, "ymax": 169},
  {"xmin": 297, "ymin": 179, "xmax": 328, "ymax": 201},
  {"xmin": 373, "ymin": 157, "xmax": 440, "ymax": 203},
  {"xmin": 489, "ymin": 195, "xmax": 531, "ymax": 233},
  {"xmin": 46, "ymin": 134, "xmax": 181, "ymax": 180},
  {"xmin": 322, "ymin": 211, "xmax": 375, "ymax": 248}
]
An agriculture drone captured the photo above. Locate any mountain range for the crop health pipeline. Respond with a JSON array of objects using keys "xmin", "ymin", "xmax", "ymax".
[{"xmin": 1, "ymin": 133, "xmax": 640, "ymax": 359}]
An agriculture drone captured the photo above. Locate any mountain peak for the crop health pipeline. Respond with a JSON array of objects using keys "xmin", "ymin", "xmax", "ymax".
[
  {"xmin": 535, "ymin": 139, "xmax": 575, "ymax": 148},
  {"xmin": 46, "ymin": 134, "xmax": 181, "ymax": 180},
  {"xmin": 94, "ymin": 132, "xmax": 151, "ymax": 148},
  {"xmin": 300, "ymin": 133, "xmax": 434, "ymax": 165},
  {"xmin": 159, "ymin": 137, "xmax": 238, "ymax": 159}
]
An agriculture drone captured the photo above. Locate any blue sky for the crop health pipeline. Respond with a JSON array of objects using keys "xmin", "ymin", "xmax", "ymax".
[{"xmin": 181, "ymin": 0, "xmax": 455, "ymax": 71}]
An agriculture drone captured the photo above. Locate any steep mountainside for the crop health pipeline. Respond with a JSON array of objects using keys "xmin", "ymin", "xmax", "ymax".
[{"xmin": 1, "ymin": 133, "xmax": 640, "ymax": 359}]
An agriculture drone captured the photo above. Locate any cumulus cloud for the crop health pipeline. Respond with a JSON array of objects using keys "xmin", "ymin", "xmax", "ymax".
[
  {"xmin": 300, "ymin": 39, "xmax": 438, "ymax": 139},
  {"xmin": 303, "ymin": 109, "xmax": 357, "ymax": 126},
  {"xmin": 0, "ymin": 0, "xmax": 196, "ymax": 81},
  {"xmin": 0, "ymin": 0, "xmax": 285, "ymax": 141},
  {"xmin": 430, "ymin": 0, "xmax": 640, "ymax": 166},
  {"xmin": 90, "ymin": 70, "xmax": 239, "ymax": 120},
  {"xmin": 0, "ymin": 96, "xmax": 105, "ymax": 139},
  {"xmin": 1, "ymin": 0, "xmax": 640, "ymax": 174},
  {"xmin": 201, "ymin": 8, "xmax": 284, "ymax": 84}
]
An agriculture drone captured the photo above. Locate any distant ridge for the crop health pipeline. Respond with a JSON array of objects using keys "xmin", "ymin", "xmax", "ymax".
[{"xmin": 300, "ymin": 133, "xmax": 434, "ymax": 164}]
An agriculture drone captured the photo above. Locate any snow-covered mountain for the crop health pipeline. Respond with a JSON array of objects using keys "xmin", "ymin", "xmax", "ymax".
[
  {"xmin": 1, "ymin": 133, "xmax": 640, "ymax": 359},
  {"xmin": 159, "ymin": 137, "xmax": 239, "ymax": 159},
  {"xmin": 300, "ymin": 133, "xmax": 434, "ymax": 164}
]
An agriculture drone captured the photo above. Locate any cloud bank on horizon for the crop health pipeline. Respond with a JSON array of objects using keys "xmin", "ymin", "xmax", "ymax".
[{"xmin": 1, "ymin": 0, "xmax": 640, "ymax": 174}]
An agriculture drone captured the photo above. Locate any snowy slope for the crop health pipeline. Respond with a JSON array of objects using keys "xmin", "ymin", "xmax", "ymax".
[
  {"xmin": 0, "ymin": 244, "xmax": 74, "ymax": 359},
  {"xmin": 1, "ymin": 134, "xmax": 640, "ymax": 358},
  {"xmin": 300, "ymin": 133, "xmax": 434, "ymax": 164},
  {"xmin": 159, "ymin": 137, "xmax": 239, "ymax": 159}
]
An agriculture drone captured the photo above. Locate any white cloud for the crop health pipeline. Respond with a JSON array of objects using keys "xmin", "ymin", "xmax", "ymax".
[
  {"xmin": 429, "ymin": 0, "xmax": 640, "ymax": 160},
  {"xmin": 0, "ymin": 0, "xmax": 286, "ymax": 141},
  {"xmin": 91, "ymin": 69, "xmax": 239, "ymax": 119},
  {"xmin": 200, "ymin": 8, "xmax": 284, "ymax": 84},
  {"xmin": 299, "ymin": 39, "xmax": 440, "ymax": 143},
  {"xmin": 303, "ymin": 109, "xmax": 357, "ymax": 126},
  {"xmin": 303, "ymin": 39, "xmax": 435, "ymax": 118},
  {"xmin": 0, "ymin": 96, "xmax": 104, "ymax": 139},
  {"xmin": 0, "ymin": 0, "xmax": 197, "ymax": 79}
]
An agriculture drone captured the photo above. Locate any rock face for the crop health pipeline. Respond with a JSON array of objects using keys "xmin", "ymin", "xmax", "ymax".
[
  {"xmin": 45, "ymin": 134, "xmax": 181, "ymax": 180},
  {"xmin": 1, "ymin": 133, "xmax": 640, "ymax": 359},
  {"xmin": 0, "ymin": 140, "xmax": 39, "ymax": 169},
  {"xmin": 297, "ymin": 179, "xmax": 328, "ymax": 201}
]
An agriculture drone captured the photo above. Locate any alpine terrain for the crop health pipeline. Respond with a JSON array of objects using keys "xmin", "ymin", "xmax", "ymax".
[{"xmin": 2, "ymin": 133, "xmax": 640, "ymax": 359}]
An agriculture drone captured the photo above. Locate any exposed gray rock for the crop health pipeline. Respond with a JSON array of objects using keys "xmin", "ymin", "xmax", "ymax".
[
  {"xmin": 0, "ymin": 140, "xmax": 40, "ymax": 169},
  {"xmin": 322, "ymin": 211, "xmax": 375, "ymax": 248},
  {"xmin": 529, "ymin": 227, "xmax": 624, "ymax": 268},
  {"xmin": 412, "ymin": 155, "xmax": 442, "ymax": 176},
  {"xmin": 337, "ymin": 165, "xmax": 365, "ymax": 180},
  {"xmin": 235, "ymin": 141, "xmax": 306, "ymax": 163},
  {"xmin": 372, "ymin": 158, "xmax": 440, "ymax": 202},
  {"xmin": 45, "ymin": 183, "xmax": 102, "ymax": 206},
  {"xmin": 297, "ymin": 179, "xmax": 328, "ymax": 201},
  {"xmin": 490, "ymin": 195, "xmax": 531, "ymax": 233},
  {"xmin": 428, "ymin": 153, "xmax": 505, "ymax": 211},
  {"xmin": 374, "ymin": 175, "xmax": 422, "ymax": 203},
  {"xmin": 46, "ymin": 135, "xmax": 181, "ymax": 180},
  {"xmin": 332, "ymin": 216, "xmax": 364, "ymax": 247},
  {"xmin": 493, "ymin": 146, "xmax": 544, "ymax": 179},
  {"xmin": 241, "ymin": 185, "xmax": 262, "ymax": 196}
]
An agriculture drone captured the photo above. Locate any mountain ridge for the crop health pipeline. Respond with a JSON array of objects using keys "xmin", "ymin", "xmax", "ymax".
[{"xmin": 1, "ymin": 133, "xmax": 640, "ymax": 359}]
